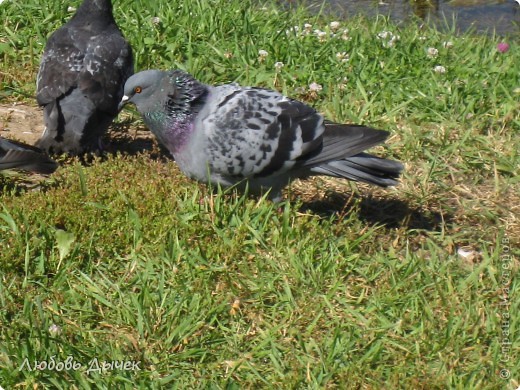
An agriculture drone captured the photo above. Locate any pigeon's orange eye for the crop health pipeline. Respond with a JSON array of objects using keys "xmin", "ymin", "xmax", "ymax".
[{"xmin": 134, "ymin": 86, "xmax": 142, "ymax": 94}]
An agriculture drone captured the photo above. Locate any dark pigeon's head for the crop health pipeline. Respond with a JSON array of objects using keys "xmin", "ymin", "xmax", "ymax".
[
  {"xmin": 118, "ymin": 70, "xmax": 168, "ymax": 112},
  {"xmin": 75, "ymin": 0, "xmax": 114, "ymax": 18}
]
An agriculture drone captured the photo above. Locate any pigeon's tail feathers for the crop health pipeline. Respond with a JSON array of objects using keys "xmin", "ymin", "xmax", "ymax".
[
  {"xmin": 303, "ymin": 123, "xmax": 390, "ymax": 166},
  {"xmin": 302, "ymin": 122, "xmax": 403, "ymax": 186},
  {"xmin": 310, "ymin": 153, "xmax": 404, "ymax": 187},
  {"xmin": 0, "ymin": 149, "xmax": 58, "ymax": 174}
]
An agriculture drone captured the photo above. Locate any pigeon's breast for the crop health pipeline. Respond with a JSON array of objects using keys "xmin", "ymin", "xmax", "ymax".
[{"xmin": 174, "ymin": 119, "xmax": 214, "ymax": 182}]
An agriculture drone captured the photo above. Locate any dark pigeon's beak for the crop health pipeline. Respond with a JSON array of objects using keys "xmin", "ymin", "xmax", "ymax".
[{"xmin": 118, "ymin": 95, "xmax": 130, "ymax": 112}]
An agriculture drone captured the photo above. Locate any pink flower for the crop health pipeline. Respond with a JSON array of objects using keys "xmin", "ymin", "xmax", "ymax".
[{"xmin": 497, "ymin": 42, "xmax": 510, "ymax": 53}]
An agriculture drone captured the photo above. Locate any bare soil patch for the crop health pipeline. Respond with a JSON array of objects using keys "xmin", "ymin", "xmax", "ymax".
[{"xmin": 0, "ymin": 103, "xmax": 43, "ymax": 145}]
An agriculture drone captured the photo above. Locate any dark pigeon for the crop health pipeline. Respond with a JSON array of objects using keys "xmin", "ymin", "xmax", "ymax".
[
  {"xmin": 36, "ymin": 0, "xmax": 133, "ymax": 154},
  {"xmin": 119, "ymin": 70, "xmax": 404, "ymax": 201},
  {"xmin": 0, "ymin": 137, "xmax": 58, "ymax": 174}
]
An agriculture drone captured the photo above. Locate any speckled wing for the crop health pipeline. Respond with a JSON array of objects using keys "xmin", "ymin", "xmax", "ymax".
[
  {"xmin": 36, "ymin": 27, "xmax": 84, "ymax": 106},
  {"xmin": 203, "ymin": 86, "xmax": 325, "ymax": 178},
  {"xmin": 78, "ymin": 31, "xmax": 133, "ymax": 114},
  {"xmin": 37, "ymin": 26, "xmax": 132, "ymax": 114}
]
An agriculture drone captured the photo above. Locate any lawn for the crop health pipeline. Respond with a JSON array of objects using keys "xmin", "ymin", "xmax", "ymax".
[{"xmin": 0, "ymin": 0, "xmax": 518, "ymax": 388}]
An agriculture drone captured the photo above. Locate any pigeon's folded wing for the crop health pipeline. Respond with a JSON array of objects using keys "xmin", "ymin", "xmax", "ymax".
[
  {"xmin": 78, "ymin": 33, "xmax": 133, "ymax": 114},
  {"xmin": 36, "ymin": 29, "xmax": 83, "ymax": 106},
  {"xmin": 203, "ymin": 87, "xmax": 325, "ymax": 178}
]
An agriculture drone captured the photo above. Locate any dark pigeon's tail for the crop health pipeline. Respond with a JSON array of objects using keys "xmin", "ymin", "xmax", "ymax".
[
  {"xmin": 306, "ymin": 123, "xmax": 403, "ymax": 187},
  {"xmin": 0, "ymin": 137, "xmax": 58, "ymax": 174}
]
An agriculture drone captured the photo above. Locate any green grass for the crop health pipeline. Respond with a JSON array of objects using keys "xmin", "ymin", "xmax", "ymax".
[{"xmin": 0, "ymin": 0, "xmax": 519, "ymax": 388}]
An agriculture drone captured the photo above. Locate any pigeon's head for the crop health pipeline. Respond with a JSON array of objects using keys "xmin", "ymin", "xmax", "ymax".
[
  {"xmin": 119, "ymin": 69, "xmax": 208, "ymax": 115},
  {"xmin": 119, "ymin": 70, "xmax": 168, "ymax": 112},
  {"xmin": 75, "ymin": 0, "xmax": 114, "ymax": 19}
]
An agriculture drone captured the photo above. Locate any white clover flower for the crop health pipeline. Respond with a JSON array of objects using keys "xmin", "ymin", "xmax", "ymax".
[
  {"xmin": 335, "ymin": 52, "xmax": 350, "ymax": 62},
  {"xmin": 427, "ymin": 47, "xmax": 439, "ymax": 58},
  {"xmin": 341, "ymin": 28, "xmax": 351, "ymax": 41},
  {"xmin": 302, "ymin": 23, "xmax": 313, "ymax": 35},
  {"xmin": 304, "ymin": 23, "xmax": 313, "ymax": 31},
  {"xmin": 378, "ymin": 31, "xmax": 390, "ymax": 39},
  {"xmin": 151, "ymin": 16, "xmax": 161, "ymax": 25},
  {"xmin": 377, "ymin": 31, "xmax": 399, "ymax": 48},
  {"xmin": 433, "ymin": 65, "xmax": 446, "ymax": 74},
  {"xmin": 385, "ymin": 36, "xmax": 398, "ymax": 48},
  {"xmin": 330, "ymin": 21, "xmax": 341, "ymax": 32},
  {"xmin": 443, "ymin": 41, "xmax": 454, "ymax": 49},
  {"xmin": 274, "ymin": 62, "xmax": 284, "ymax": 71},
  {"xmin": 338, "ymin": 76, "xmax": 349, "ymax": 90},
  {"xmin": 48, "ymin": 324, "xmax": 61, "ymax": 335},
  {"xmin": 315, "ymin": 30, "xmax": 328, "ymax": 43},
  {"xmin": 258, "ymin": 49, "xmax": 268, "ymax": 62},
  {"xmin": 309, "ymin": 82, "xmax": 323, "ymax": 92}
]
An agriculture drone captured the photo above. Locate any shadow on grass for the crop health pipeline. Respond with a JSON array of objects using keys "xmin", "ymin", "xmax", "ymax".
[
  {"xmin": 301, "ymin": 191, "xmax": 448, "ymax": 231},
  {"xmin": 106, "ymin": 120, "xmax": 170, "ymax": 158}
]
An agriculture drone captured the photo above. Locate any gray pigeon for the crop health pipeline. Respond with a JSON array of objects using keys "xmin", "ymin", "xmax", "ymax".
[
  {"xmin": 0, "ymin": 137, "xmax": 58, "ymax": 174},
  {"xmin": 119, "ymin": 70, "xmax": 404, "ymax": 200},
  {"xmin": 36, "ymin": 0, "xmax": 133, "ymax": 154}
]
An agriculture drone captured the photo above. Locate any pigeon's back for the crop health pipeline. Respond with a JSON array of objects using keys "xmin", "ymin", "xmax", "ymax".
[{"xmin": 36, "ymin": 0, "xmax": 133, "ymax": 154}]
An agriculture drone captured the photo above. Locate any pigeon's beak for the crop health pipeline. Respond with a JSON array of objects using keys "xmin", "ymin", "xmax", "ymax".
[{"xmin": 118, "ymin": 95, "xmax": 130, "ymax": 111}]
